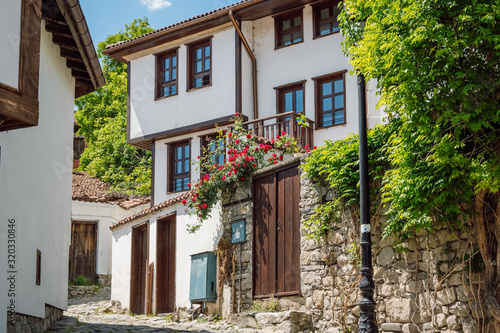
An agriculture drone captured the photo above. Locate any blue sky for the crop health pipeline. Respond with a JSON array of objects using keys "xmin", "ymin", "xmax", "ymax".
[{"xmin": 80, "ymin": 0, "xmax": 241, "ymax": 47}]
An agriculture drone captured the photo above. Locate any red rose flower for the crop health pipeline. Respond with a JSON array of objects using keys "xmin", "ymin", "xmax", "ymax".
[
  {"xmin": 222, "ymin": 176, "xmax": 226, "ymax": 181},
  {"xmin": 253, "ymin": 163, "xmax": 257, "ymax": 167},
  {"xmin": 279, "ymin": 155, "xmax": 283, "ymax": 160},
  {"xmin": 202, "ymin": 203, "xmax": 208, "ymax": 209},
  {"xmin": 241, "ymin": 177, "xmax": 245, "ymax": 181},
  {"xmin": 246, "ymin": 134, "xmax": 252, "ymax": 139},
  {"xmin": 304, "ymin": 144, "xmax": 309, "ymax": 149},
  {"xmin": 182, "ymin": 200, "xmax": 187, "ymax": 205},
  {"xmin": 281, "ymin": 131, "xmax": 286, "ymax": 136},
  {"xmin": 228, "ymin": 133, "xmax": 233, "ymax": 137},
  {"xmin": 276, "ymin": 135, "xmax": 281, "ymax": 140},
  {"xmin": 313, "ymin": 146, "xmax": 317, "ymax": 149},
  {"xmin": 235, "ymin": 139, "xmax": 240, "ymax": 144}
]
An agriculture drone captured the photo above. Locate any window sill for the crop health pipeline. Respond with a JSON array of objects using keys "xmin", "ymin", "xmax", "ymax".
[
  {"xmin": 155, "ymin": 93, "xmax": 178, "ymax": 101},
  {"xmin": 187, "ymin": 84, "xmax": 212, "ymax": 93},
  {"xmin": 316, "ymin": 122, "xmax": 346, "ymax": 130},
  {"xmin": 167, "ymin": 189, "xmax": 190, "ymax": 195},
  {"xmin": 274, "ymin": 40, "xmax": 304, "ymax": 50}
]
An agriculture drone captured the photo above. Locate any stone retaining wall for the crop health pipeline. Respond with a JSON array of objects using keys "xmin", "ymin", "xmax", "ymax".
[
  {"xmin": 68, "ymin": 285, "xmax": 109, "ymax": 299},
  {"xmin": 218, "ymin": 157, "xmax": 490, "ymax": 332},
  {"xmin": 7, "ymin": 304, "xmax": 62, "ymax": 333}
]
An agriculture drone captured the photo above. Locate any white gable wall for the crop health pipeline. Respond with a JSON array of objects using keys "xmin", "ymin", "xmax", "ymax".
[{"xmin": 0, "ymin": 24, "xmax": 74, "ymax": 327}]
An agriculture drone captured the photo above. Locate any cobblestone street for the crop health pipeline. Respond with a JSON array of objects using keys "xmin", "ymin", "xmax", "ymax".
[{"xmin": 45, "ymin": 288, "xmax": 267, "ymax": 333}]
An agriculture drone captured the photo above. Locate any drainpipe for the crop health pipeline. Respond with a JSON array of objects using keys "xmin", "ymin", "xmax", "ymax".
[{"xmin": 229, "ymin": 10, "xmax": 258, "ymax": 120}]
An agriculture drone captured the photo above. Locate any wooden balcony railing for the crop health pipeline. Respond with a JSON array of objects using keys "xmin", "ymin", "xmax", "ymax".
[{"xmin": 237, "ymin": 112, "xmax": 314, "ymax": 149}]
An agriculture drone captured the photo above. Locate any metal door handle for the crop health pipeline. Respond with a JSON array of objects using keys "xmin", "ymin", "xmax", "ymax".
[{"xmin": 277, "ymin": 220, "xmax": 281, "ymax": 231}]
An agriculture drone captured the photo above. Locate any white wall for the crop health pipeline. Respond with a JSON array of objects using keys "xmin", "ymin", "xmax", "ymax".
[
  {"xmin": 0, "ymin": 24, "xmax": 74, "ymax": 329},
  {"xmin": 111, "ymin": 202, "xmax": 222, "ymax": 311},
  {"xmin": 128, "ymin": 24, "xmax": 236, "ymax": 140},
  {"xmin": 0, "ymin": 0, "xmax": 22, "ymax": 88},
  {"xmin": 71, "ymin": 201, "xmax": 150, "ymax": 276}
]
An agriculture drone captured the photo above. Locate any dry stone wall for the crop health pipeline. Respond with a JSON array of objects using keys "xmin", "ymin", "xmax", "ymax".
[{"xmin": 219, "ymin": 156, "xmax": 490, "ymax": 333}]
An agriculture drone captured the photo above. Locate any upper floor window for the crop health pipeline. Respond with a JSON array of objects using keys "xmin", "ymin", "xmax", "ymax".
[
  {"xmin": 313, "ymin": 1, "xmax": 341, "ymax": 38},
  {"xmin": 201, "ymin": 134, "xmax": 225, "ymax": 174},
  {"xmin": 188, "ymin": 38, "xmax": 212, "ymax": 90},
  {"xmin": 168, "ymin": 141, "xmax": 190, "ymax": 192},
  {"xmin": 314, "ymin": 71, "xmax": 346, "ymax": 128},
  {"xmin": 275, "ymin": 9, "xmax": 303, "ymax": 48},
  {"xmin": 276, "ymin": 81, "xmax": 305, "ymax": 122},
  {"xmin": 156, "ymin": 49, "xmax": 178, "ymax": 99}
]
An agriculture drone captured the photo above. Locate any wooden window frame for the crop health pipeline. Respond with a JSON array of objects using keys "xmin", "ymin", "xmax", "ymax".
[
  {"xmin": 200, "ymin": 133, "xmax": 226, "ymax": 175},
  {"xmin": 186, "ymin": 38, "xmax": 212, "ymax": 91},
  {"xmin": 36, "ymin": 249, "xmax": 41, "ymax": 286},
  {"xmin": 155, "ymin": 48, "xmax": 179, "ymax": 100},
  {"xmin": 312, "ymin": 0, "xmax": 341, "ymax": 39},
  {"xmin": 313, "ymin": 70, "xmax": 347, "ymax": 129},
  {"xmin": 0, "ymin": 0, "xmax": 42, "ymax": 131},
  {"xmin": 274, "ymin": 8, "xmax": 304, "ymax": 49},
  {"xmin": 167, "ymin": 140, "xmax": 191, "ymax": 193},
  {"xmin": 275, "ymin": 80, "xmax": 306, "ymax": 116}
]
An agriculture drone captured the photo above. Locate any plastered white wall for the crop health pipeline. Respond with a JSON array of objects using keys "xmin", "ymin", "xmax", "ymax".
[
  {"xmin": 128, "ymin": 25, "xmax": 236, "ymax": 140},
  {"xmin": 71, "ymin": 201, "xmax": 150, "ymax": 276},
  {"xmin": 0, "ymin": 0, "xmax": 22, "ymax": 88},
  {"xmin": 0, "ymin": 24, "xmax": 74, "ymax": 329},
  {"xmin": 111, "ymin": 202, "xmax": 222, "ymax": 311}
]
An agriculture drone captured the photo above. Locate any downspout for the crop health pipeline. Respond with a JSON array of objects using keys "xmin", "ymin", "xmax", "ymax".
[{"xmin": 229, "ymin": 10, "xmax": 258, "ymax": 120}]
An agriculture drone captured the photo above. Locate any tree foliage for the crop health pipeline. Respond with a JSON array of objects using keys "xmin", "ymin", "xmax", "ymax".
[
  {"xmin": 338, "ymin": 0, "xmax": 500, "ymax": 325},
  {"xmin": 75, "ymin": 18, "xmax": 154, "ymax": 195}
]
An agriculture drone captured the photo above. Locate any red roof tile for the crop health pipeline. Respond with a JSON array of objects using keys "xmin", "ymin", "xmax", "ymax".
[
  {"xmin": 72, "ymin": 171, "xmax": 150, "ymax": 209},
  {"xmin": 110, "ymin": 190, "xmax": 194, "ymax": 230}
]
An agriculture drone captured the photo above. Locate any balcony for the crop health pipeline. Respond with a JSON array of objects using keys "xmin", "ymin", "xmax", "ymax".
[{"xmin": 239, "ymin": 112, "xmax": 315, "ymax": 149}]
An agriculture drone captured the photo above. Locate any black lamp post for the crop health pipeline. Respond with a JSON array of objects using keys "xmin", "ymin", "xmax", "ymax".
[{"xmin": 357, "ymin": 73, "xmax": 378, "ymax": 332}]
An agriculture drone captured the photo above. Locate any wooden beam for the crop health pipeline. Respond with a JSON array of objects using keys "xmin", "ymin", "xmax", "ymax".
[
  {"xmin": 67, "ymin": 59, "xmax": 87, "ymax": 72},
  {"xmin": 71, "ymin": 69, "xmax": 90, "ymax": 80},
  {"xmin": 52, "ymin": 35, "xmax": 78, "ymax": 50},
  {"xmin": 0, "ymin": 88, "xmax": 39, "ymax": 126},
  {"xmin": 60, "ymin": 48, "xmax": 83, "ymax": 62},
  {"xmin": 45, "ymin": 22, "xmax": 72, "ymax": 37}
]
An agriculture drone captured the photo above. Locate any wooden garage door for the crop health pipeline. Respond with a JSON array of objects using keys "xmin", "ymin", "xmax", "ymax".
[
  {"xmin": 69, "ymin": 221, "xmax": 97, "ymax": 282},
  {"xmin": 253, "ymin": 165, "xmax": 300, "ymax": 298}
]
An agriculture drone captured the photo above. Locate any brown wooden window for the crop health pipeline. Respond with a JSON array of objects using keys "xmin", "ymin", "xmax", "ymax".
[
  {"xmin": 276, "ymin": 82, "xmax": 305, "ymax": 118},
  {"xmin": 156, "ymin": 49, "xmax": 178, "ymax": 99},
  {"xmin": 36, "ymin": 249, "xmax": 41, "ymax": 285},
  {"xmin": 168, "ymin": 141, "xmax": 190, "ymax": 192},
  {"xmin": 314, "ymin": 72, "xmax": 346, "ymax": 128},
  {"xmin": 200, "ymin": 134, "xmax": 225, "ymax": 174},
  {"xmin": 188, "ymin": 39, "xmax": 211, "ymax": 90},
  {"xmin": 275, "ymin": 9, "xmax": 303, "ymax": 48},
  {"xmin": 313, "ymin": 0, "xmax": 341, "ymax": 38}
]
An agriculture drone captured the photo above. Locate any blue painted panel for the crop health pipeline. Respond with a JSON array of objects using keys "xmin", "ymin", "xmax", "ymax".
[
  {"xmin": 189, "ymin": 252, "xmax": 217, "ymax": 302},
  {"xmin": 231, "ymin": 220, "xmax": 246, "ymax": 244}
]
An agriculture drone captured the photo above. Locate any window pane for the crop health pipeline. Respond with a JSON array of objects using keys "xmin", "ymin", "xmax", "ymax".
[
  {"xmin": 322, "ymin": 82, "xmax": 332, "ymax": 96},
  {"xmin": 172, "ymin": 55, "xmax": 177, "ymax": 67},
  {"xmin": 283, "ymin": 34, "xmax": 292, "ymax": 46},
  {"xmin": 296, "ymin": 89, "xmax": 303, "ymax": 113},
  {"xmin": 183, "ymin": 177, "xmax": 189, "ymax": 190},
  {"xmin": 334, "ymin": 94, "xmax": 344, "ymax": 109},
  {"xmin": 334, "ymin": 110, "xmax": 344, "ymax": 125},
  {"xmin": 320, "ymin": 8, "xmax": 330, "ymax": 19},
  {"xmin": 284, "ymin": 91, "xmax": 293, "ymax": 112},
  {"xmin": 162, "ymin": 86, "xmax": 170, "ymax": 97},
  {"xmin": 332, "ymin": 23, "xmax": 340, "ymax": 32},
  {"xmin": 320, "ymin": 24, "xmax": 331, "ymax": 36},
  {"xmin": 164, "ymin": 57, "xmax": 170, "ymax": 69},
  {"xmin": 205, "ymin": 59, "xmax": 210, "ymax": 70},
  {"xmin": 176, "ymin": 161, "xmax": 182, "ymax": 174},
  {"xmin": 164, "ymin": 71, "xmax": 170, "ymax": 82},
  {"xmin": 196, "ymin": 48, "xmax": 202, "ymax": 59},
  {"xmin": 334, "ymin": 79, "xmax": 343, "ymax": 93},
  {"xmin": 175, "ymin": 179, "xmax": 182, "ymax": 192},
  {"xmin": 282, "ymin": 19, "xmax": 291, "ymax": 30},
  {"xmin": 323, "ymin": 112, "xmax": 333, "ymax": 127},
  {"xmin": 202, "ymin": 74, "xmax": 210, "ymax": 86},
  {"xmin": 205, "ymin": 46, "xmax": 210, "ymax": 57},
  {"xmin": 196, "ymin": 61, "xmax": 202, "ymax": 73},
  {"xmin": 217, "ymin": 154, "xmax": 225, "ymax": 165},
  {"xmin": 185, "ymin": 145, "xmax": 190, "ymax": 157},
  {"xmin": 172, "ymin": 68, "xmax": 177, "ymax": 80},
  {"xmin": 171, "ymin": 84, "xmax": 177, "ymax": 95},
  {"xmin": 293, "ymin": 16, "xmax": 301, "ymax": 27},
  {"xmin": 185, "ymin": 160, "xmax": 190, "ymax": 172},
  {"xmin": 176, "ymin": 146, "xmax": 182, "ymax": 158},
  {"xmin": 194, "ymin": 77, "xmax": 202, "ymax": 88},
  {"xmin": 292, "ymin": 32, "xmax": 302, "ymax": 43},
  {"xmin": 322, "ymin": 97, "xmax": 332, "ymax": 111}
]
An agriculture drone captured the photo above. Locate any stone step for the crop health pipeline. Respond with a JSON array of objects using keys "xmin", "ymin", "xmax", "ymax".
[{"xmin": 228, "ymin": 310, "xmax": 313, "ymax": 333}]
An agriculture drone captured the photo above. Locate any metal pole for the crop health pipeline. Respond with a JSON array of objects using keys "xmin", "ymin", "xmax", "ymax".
[
  {"xmin": 357, "ymin": 73, "xmax": 378, "ymax": 332},
  {"xmin": 238, "ymin": 243, "xmax": 242, "ymax": 313}
]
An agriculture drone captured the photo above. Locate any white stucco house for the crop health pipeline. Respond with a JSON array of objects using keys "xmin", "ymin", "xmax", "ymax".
[
  {"xmin": 0, "ymin": 0, "xmax": 104, "ymax": 331},
  {"xmin": 71, "ymin": 171, "xmax": 150, "ymax": 286},
  {"xmin": 102, "ymin": 0, "xmax": 382, "ymax": 316}
]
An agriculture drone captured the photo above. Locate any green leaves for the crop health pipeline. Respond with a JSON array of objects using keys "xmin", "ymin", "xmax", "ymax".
[{"xmin": 75, "ymin": 18, "xmax": 154, "ymax": 196}]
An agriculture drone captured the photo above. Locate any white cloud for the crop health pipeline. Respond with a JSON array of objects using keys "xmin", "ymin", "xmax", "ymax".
[{"xmin": 140, "ymin": 0, "xmax": 172, "ymax": 11}]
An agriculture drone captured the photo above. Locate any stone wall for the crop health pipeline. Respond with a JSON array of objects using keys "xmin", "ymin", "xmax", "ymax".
[
  {"xmin": 7, "ymin": 304, "xmax": 63, "ymax": 333},
  {"xmin": 219, "ymin": 157, "xmax": 490, "ymax": 332}
]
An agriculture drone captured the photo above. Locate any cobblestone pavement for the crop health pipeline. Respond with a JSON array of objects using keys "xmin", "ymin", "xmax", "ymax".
[{"xmin": 46, "ymin": 288, "xmax": 263, "ymax": 333}]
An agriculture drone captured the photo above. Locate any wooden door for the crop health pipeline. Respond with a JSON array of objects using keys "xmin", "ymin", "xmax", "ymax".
[
  {"xmin": 69, "ymin": 221, "xmax": 97, "ymax": 282},
  {"xmin": 130, "ymin": 224, "xmax": 148, "ymax": 314},
  {"xmin": 253, "ymin": 165, "xmax": 300, "ymax": 298},
  {"xmin": 156, "ymin": 215, "xmax": 176, "ymax": 313}
]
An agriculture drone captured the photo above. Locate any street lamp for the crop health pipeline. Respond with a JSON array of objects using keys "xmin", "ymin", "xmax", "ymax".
[{"xmin": 357, "ymin": 70, "xmax": 378, "ymax": 331}]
